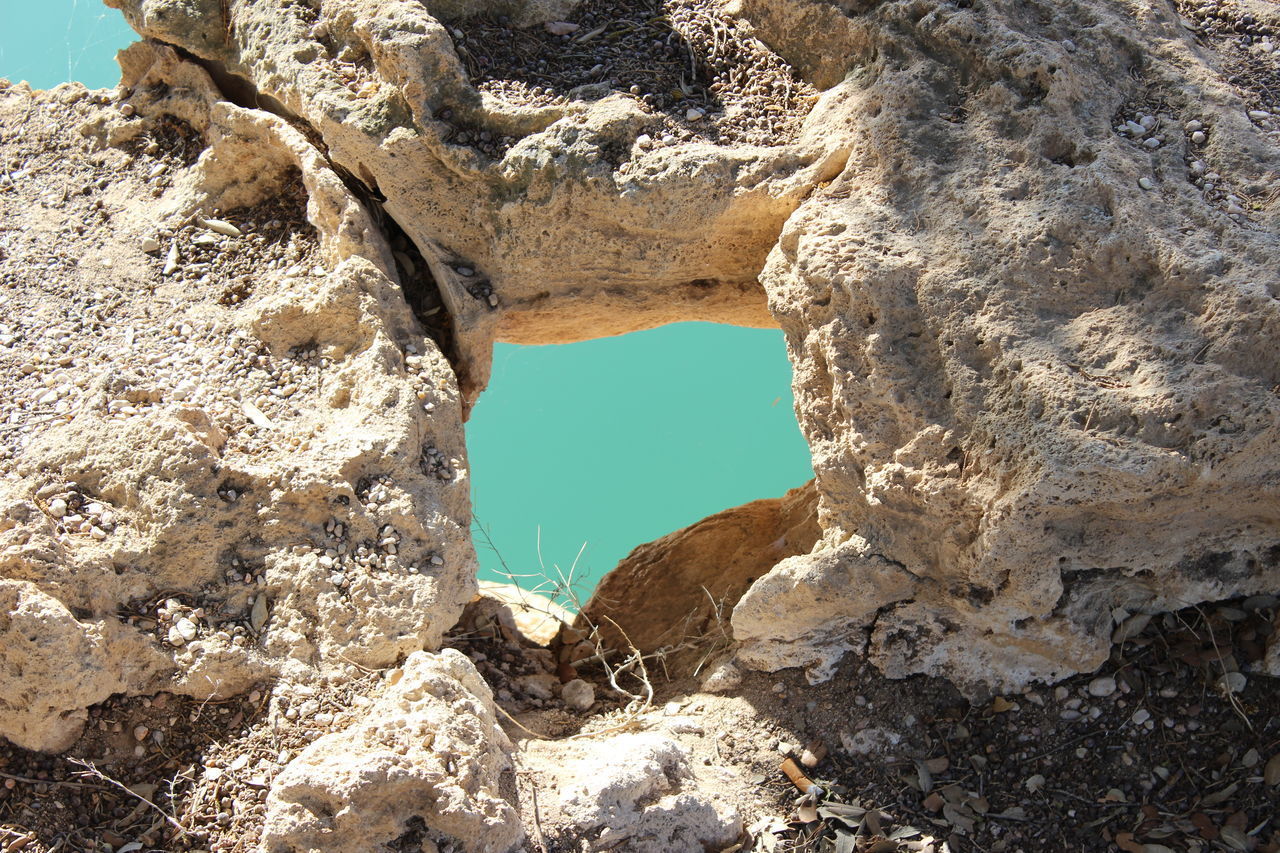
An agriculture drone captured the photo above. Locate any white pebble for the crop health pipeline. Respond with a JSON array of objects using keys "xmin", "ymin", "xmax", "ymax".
[
  {"xmin": 1087, "ymin": 676, "xmax": 1116, "ymax": 698},
  {"xmin": 1185, "ymin": 119, "xmax": 1203, "ymax": 132},
  {"xmin": 1138, "ymin": 177, "xmax": 1155, "ymax": 190},
  {"xmin": 1248, "ymin": 110, "xmax": 1271, "ymax": 121},
  {"xmin": 48, "ymin": 498, "xmax": 67, "ymax": 518},
  {"xmin": 1143, "ymin": 137, "xmax": 1161, "ymax": 149}
]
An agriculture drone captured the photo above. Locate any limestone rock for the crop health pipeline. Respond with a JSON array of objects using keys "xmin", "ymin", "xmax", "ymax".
[
  {"xmin": 104, "ymin": 0, "xmax": 849, "ymax": 403},
  {"xmin": 0, "ymin": 49, "xmax": 474, "ymax": 750},
  {"xmin": 580, "ymin": 481, "xmax": 819, "ymax": 657},
  {"xmin": 476, "ymin": 580, "xmax": 573, "ymax": 646},
  {"xmin": 730, "ymin": 0, "xmax": 1280, "ymax": 692},
  {"xmin": 0, "ymin": 578, "xmax": 169, "ymax": 752},
  {"xmin": 260, "ymin": 649, "xmax": 521, "ymax": 853},
  {"xmin": 552, "ymin": 733, "xmax": 741, "ymax": 853}
]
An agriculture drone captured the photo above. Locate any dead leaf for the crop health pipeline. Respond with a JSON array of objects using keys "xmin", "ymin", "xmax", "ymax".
[
  {"xmin": 924, "ymin": 756, "xmax": 951, "ymax": 774},
  {"xmin": 991, "ymin": 696, "xmax": 1014, "ymax": 713},
  {"xmin": 1191, "ymin": 812, "xmax": 1219, "ymax": 841},
  {"xmin": 1201, "ymin": 781, "xmax": 1239, "ymax": 806},
  {"xmin": 1114, "ymin": 832, "xmax": 1143, "ymax": 853},
  {"xmin": 942, "ymin": 803, "xmax": 975, "ymax": 835},
  {"xmin": 1265, "ymin": 753, "xmax": 1280, "ymax": 786},
  {"xmin": 1220, "ymin": 827, "xmax": 1251, "ymax": 851},
  {"xmin": 923, "ymin": 792, "xmax": 945, "ymax": 812}
]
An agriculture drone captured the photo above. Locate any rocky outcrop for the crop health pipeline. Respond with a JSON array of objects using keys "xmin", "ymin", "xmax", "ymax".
[
  {"xmin": 731, "ymin": 0, "xmax": 1280, "ymax": 692},
  {"xmin": 105, "ymin": 0, "xmax": 851, "ymax": 403},
  {"xmin": 580, "ymin": 481, "xmax": 819, "ymax": 657},
  {"xmin": 3, "ymin": 0, "xmax": 1279, "ymax": 804},
  {"xmin": 0, "ymin": 45, "xmax": 475, "ymax": 750},
  {"xmin": 260, "ymin": 649, "xmax": 521, "ymax": 853}
]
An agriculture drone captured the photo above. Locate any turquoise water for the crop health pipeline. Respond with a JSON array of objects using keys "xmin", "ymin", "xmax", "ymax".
[
  {"xmin": 470, "ymin": 324, "xmax": 810, "ymax": 604},
  {"xmin": 0, "ymin": 5, "xmax": 815, "ymax": 603},
  {"xmin": 0, "ymin": 0, "xmax": 135, "ymax": 90}
]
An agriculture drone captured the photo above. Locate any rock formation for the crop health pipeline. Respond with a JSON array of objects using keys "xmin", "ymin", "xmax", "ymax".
[
  {"xmin": 2, "ymin": 0, "xmax": 1280, "ymax": 847},
  {"xmin": 94, "ymin": 0, "xmax": 1280, "ymax": 700}
]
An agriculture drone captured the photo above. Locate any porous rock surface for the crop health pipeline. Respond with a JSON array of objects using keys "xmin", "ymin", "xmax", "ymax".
[
  {"xmin": 260, "ymin": 649, "xmax": 521, "ymax": 853},
  {"xmin": 2, "ymin": 0, "xmax": 1280, "ymax": 846},
  {"xmin": 530, "ymin": 732, "xmax": 742, "ymax": 853},
  {"xmin": 731, "ymin": 0, "xmax": 1280, "ymax": 692},
  {"xmin": 0, "ymin": 44, "xmax": 474, "ymax": 751}
]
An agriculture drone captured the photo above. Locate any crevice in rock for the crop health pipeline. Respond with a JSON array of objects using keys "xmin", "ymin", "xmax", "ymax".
[{"xmin": 149, "ymin": 41, "xmax": 465, "ymax": 376}]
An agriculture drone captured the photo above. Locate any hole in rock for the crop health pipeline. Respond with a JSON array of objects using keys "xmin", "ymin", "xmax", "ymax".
[{"xmin": 466, "ymin": 322, "xmax": 813, "ymax": 609}]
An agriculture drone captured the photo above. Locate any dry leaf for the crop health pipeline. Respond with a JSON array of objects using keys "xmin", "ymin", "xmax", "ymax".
[
  {"xmin": 1265, "ymin": 753, "xmax": 1280, "ymax": 786},
  {"xmin": 991, "ymin": 696, "xmax": 1014, "ymax": 713},
  {"xmin": 1114, "ymin": 832, "xmax": 1143, "ymax": 853}
]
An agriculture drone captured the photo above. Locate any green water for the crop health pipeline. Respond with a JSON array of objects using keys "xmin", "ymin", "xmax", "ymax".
[
  {"xmin": 0, "ymin": 0, "xmax": 135, "ymax": 90},
  {"xmin": 0, "ymin": 6, "xmax": 815, "ymax": 603},
  {"xmin": 470, "ymin": 324, "xmax": 810, "ymax": 604}
]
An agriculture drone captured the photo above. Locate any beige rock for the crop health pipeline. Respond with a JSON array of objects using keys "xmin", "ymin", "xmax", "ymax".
[
  {"xmin": 732, "ymin": 0, "xmax": 1280, "ymax": 692},
  {"xmin": 580, "ymin": 481, "xmax": 819, "ymax": 657},
  {"xmin": 104, "ymin": 0, "xmax": 849, "ymax": 405},
  {"xmin": 476, "ymin": 580, "xmax": 573, "ymax": 646},
  {"xmin": 260, "ymin": 649, "xmax": 521, "ymax": 853},
  {"xmin": 0, "ymin": 49, "xmax": 474, "ymax": 750},
  {"xmin": 547, "ymin": 733, "xmax": 741, "ymax": 853}
]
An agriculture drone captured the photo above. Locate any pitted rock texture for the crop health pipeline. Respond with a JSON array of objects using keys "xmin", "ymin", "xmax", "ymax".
[
  {"xmin": 731, "ymin": 0, "xmax": 1280, "ymax": 692},
  {"xmin": 526, "ymin": 732, "xmax": 743, "ymax": 853},
  {"xmin": 0, "ymin": 45, "xmax": 474, "ymax": 751},
  {"xmin": 3, "ymin": 0, "xmax": 1278, "ymax": 779},
  {"xmin": 104, "ymin": 0, "xmax": 850, "ymax": 403},
  {"xmin": 260, "ymin": 649, "xmax": 521, "ymax": 853}
]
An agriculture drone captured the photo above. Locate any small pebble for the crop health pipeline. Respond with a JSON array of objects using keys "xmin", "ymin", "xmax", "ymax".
[
  {"xmin": 1143, "ymin": 137, "xmax": 1161, "ymax": 149},
  {"xmin": 1190, "ymin": 130, "xmax": 1206, "ymax": 144},
  {"xmin": 1138, "ymin": 177, "xmax": 1155, "ymax": 190},
  {"xmin": 1087, "ymin": 675, "xmax": 1116, "ymax": 698}
]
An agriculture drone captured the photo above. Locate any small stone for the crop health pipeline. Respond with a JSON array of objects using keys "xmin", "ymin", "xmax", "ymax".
[
  {"xmin": 1191, "ymin": 130, "xmax": 1206, "ymax": 144},
  {"xmin": 455, "ymin": 266, "xmax": 474, "ymax": 277},
  {"xmin": 167, "ymin": 625, "xmax": 187, "ymax": 646},
  {"xmin": 1219, "ymin": 671, "xmax": 1247, "ymax": 694},
  {"xmin": 1124, "ymin": 120, "xmax": 1146, "ymax": 137},
  {"xmin": 199, "ymin": 217, "xmax": 242, "ymax": 237},
  {"xmin": 120, "ymin": 103, "xmax": 135, "ymax": 117},
  {"xmin": 133, "ymin": 725, "xmax": 148, "ymax": 741},
  {"xmin": 1143, "ymin": 137, "xmax": 1161, "ymax": 149},
  {"xmin": 685, "ymin": 108, "xmax": 704, "ymax": 121},
  {"xmin": 1185, "ymin": 119, "xmax": 1203, "ymax": 132},
  {"xmin": 174, "ymin": 617, "xmax": 198, "ymax": 642},
  {"xmin": 1139, "ymin": 114, "xmax": 1156, "ymax": 130},
  {"xmin": 1087, "ymin": 675, "xmax": 1116, "ymax": 698},
  {"xmin": 1248, "ymin": 110, "xmax": 1271, "ymax": 121},
  {"xmin": 561, "ymin": 678, "xmax": 595, "ymax": 711},
  {"xmin": 544, "ymin": 21, "xmax": 579, "ymax": 35},
  {"xmin": 140, "ymin": 237, "xmax": 161, "ymax": 253},
  {"xmin": 48, "ymin": 498, "xmax": 67, "ymax": 518},
  {"xmin": 1138, "ymin": 177, "xmax": 1155, "ymax": 190},
  {"xmin": 1131, "ymin": 708, "xmax": 1151, "ymax": 725},
  {"xmin": 147, "ymin": 163, "xmax": 168, "ymax": 181}
]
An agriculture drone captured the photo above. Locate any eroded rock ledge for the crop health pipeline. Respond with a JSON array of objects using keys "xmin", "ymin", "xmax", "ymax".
[{"xmin": 1, "ymin": 0, "xmax": 1279, "ymax": 849}]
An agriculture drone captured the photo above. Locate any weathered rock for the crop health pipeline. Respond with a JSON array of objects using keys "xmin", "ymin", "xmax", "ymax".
[
  {"xmin": 580, "ymin": 481, "xmax": 819, "ymax": 657},
  {"xmin": 544, "ymin": 733, "xmax": 741, "ymax": 853},
  {"xmin": 260, "ymin": 649, "xmax": 521, "ymax": 853},
  {"xmin": 0, "ymin": 47, "xmax": 474, "ymax": 751},
  {"xmin": 104, "ymin": 0, "xmax": 850, "ymax": 403},
  {"xmin": 731, "ymin": 0, "xmax": 1280, "ymax": 692},
  {"xmin": 476, "ymin": 580, "xmax": 573, "ymax": 646}
]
